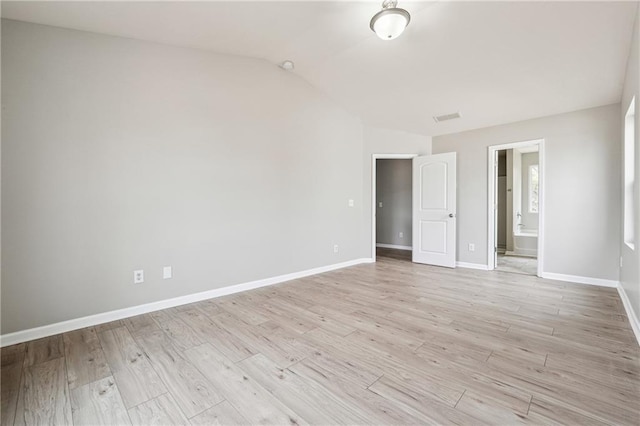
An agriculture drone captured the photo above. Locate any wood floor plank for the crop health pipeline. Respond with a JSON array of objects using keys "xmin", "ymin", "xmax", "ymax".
[
  {"xmin": 366, "ymin": 375, "xmax": 481, "ymax": 425},
  {"xmin": 296, "ymin": 340, "xmax": 382, "ymax": 388},
  {"xmin": 184, "ymin": 343, "xmax": 307, "ymax": 425},
  {"xmin": 296, "ymin": 360, "xmax": 470, "ymax": 424},
  {"xmin": 69, "ymin": 376, "xmax": 131, "ymax": 425},
  {"xmin": 289, "ymin": 358, "xmax": 433, "ymax": 424},
  {"xmin": 544, "ymin": 352, "xmax": 640, "ymax": 389},
  {"xmin": 98, "ymin": 326, "xmax": 167, "ymax": 408},
  {"xmin": 128, "ymin": 393, "xmax": 189, "ymax": 425},
  {"xmin": 63, "ymin": 327, "xmax": 111, "ymax": 389},
  {"xmin": 23, "ymin": 335, "xmax": 64, "ymax": 367},
  {"xmin": 148, "ymin": 307, "xmax": 180, "ymax": 324},
  {"xmin": 193, "ymin": 300, "xmax": 225, "ymax": 319},
  {"xmin": 124, "ymin": 314, "xmax": 161, "ymax": 336},
  {"xmin": 177, "ymin": 309, "xmax": 257, "ymax": 362},
  {"xmin": 454, "ymin": 390, "xmax": 530, "ymax": 425},
  {"xmin": 1, "ymin": 344, "xmax": 26, "ymax": 425},
  {"xmin": 189, "ymin": 400, "xmax": 249, "ymax": 425},
  {"xmin": 1, "ymin": 363, "xmax": 22, "ymax": 426},
  {"xmin": 1, "ymin": 343, "xmax": 25, "ymax": 369},
  {"xmin": 450, "ymin": 349, "xmax": 640, "ymax": 425},
  {"xmin": 133, "ymin": 330, "xmax": 223, "ymax": 418},
  {"xmin": 157, "ymin": 318, "xmax": 203, "ymax": 352},
  {"xmin": 93, "ymin": 319, "xmax": 126, "ymax": 334},
  {"xmin": 303, "ymin": 327, "xmax": 466, "ymax": 406},
  {"xmin": 215, "ymin": 296, "xmax": 269, "ymax": 325},
  {"xmin": 13, "ymin": 358, "xmax": 72, "ymax": 426},
  {"xmin": 526, "ymin": 395, "xmax": 610, "ymax": 426},
  {"xmin": 239, "ymin": 353, "xmax": 371, "ymax": 425},
  {"xmin": 266, "ymin": 298, "xmax": 356, "ymax": 337},
  {"xmin": 212, "ymin": 312, "xmax": 312, "ymax": 368}
]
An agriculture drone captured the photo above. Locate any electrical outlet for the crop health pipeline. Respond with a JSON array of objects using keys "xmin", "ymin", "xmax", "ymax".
[
  {"xmin": 333, "ymin": 244, "xmax": 339, "ymax": 253},
  {"xmin": 620, "ymin": 256, "xmax": 624, "ymax": 268},
  {"xmin": 348, "ymin": 199, "xmax": 354, "ymax": 207},
  {"xmin": 378, "ymin": 201, "xmax": 383, "ymax": 208},
  {"xmin": 468, "ymin": 243, "xmax": 475, "ymax": 252},
  {"xmin": 399, "ymin": 232, "xmax": 404, "ymax": 238},
  {"xmin": 163, "ymin": 266, "xmax": 172, "ymax": 279},
  {"xmin": 133, "ymin": 270, "xmax": 144, "ymax": 284}
]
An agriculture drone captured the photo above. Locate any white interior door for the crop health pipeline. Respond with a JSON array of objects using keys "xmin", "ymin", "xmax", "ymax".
[{"xmin": 412, "ymin": 153, "xmax": 457, "ymax": 267}]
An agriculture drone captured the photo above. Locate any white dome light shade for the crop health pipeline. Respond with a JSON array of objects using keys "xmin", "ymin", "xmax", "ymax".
[{"xmin": 370, "ymin": 6, "xmax": 410, "ymax": 40}]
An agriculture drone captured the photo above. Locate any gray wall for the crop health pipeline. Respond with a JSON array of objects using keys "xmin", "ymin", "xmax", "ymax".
[
  {"xmin": 1, "ymin": 20, "xmax": 364, "ymax": 334},
  {"xmin": 520, "ymin": 152, "xmax": 539, "ymax": 230},
  {"xmin": 433, "ymin": 104, "xmax": 621, "ymax": 281},
  {"xmin": 376, "ymin": 159, "xmax": 412, "ymax": 247},
  {"xmin": 620, "ymin": 5, "xmax": 640, "ymax": 322}
]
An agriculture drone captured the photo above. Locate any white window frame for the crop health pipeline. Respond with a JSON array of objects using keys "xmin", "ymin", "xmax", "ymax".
[{"xmin": 624, "ymin": 97, "xmax": 635, "ymax": 250}]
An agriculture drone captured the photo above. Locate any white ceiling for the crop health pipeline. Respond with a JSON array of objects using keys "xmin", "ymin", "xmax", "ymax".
[{"xmin": 2, "ymin": 1, "xmax": 638, "ymax": 136}]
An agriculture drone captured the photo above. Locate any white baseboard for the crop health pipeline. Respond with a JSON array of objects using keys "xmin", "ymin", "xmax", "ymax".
[
  {"xmin": 0, "ymin": 258, "xmax": 374, "ymax": 347},
  {"xmin": 456, "ymin": 262, "xmax": 490, "ymax": 270},
  {"xmin": 540, "ymin": 272, "xmax": 619, "ymax": 288},
  {"xmin": 504, "ymin": 250, "xmax": 537, "ymax": 258},
  {"xmin": 376, "ymin": 243, "xmax": 412, "ymax": 251},
  {"xmin": 617, "ymin": 284, "xmax": 640, "ymax": 347}
]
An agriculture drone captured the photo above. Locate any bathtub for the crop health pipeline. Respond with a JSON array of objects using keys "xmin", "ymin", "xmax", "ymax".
[{"xmin": 509, "ymin": 229, "xmax": 538, "ymax": 257}]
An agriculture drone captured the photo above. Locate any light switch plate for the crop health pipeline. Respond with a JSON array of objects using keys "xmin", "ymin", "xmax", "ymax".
[{"xmin": 163, "ymin": 266, "xmax": 172, "ymax": 279}]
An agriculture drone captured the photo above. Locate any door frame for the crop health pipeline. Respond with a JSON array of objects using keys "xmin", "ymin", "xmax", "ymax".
[
  {"xmin": 371, "ymin": 154, "xmax": 418, "ymax": 261},
  {"xmin": 487, "ymin": 139, "xmax": 545, "ymax": 276}
]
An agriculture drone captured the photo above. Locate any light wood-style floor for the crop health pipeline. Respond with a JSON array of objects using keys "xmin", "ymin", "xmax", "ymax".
[
  {"xmin": 2, "ymin": 248, "xmax": 639, "ymax": 425},
  {"xmin": 496, "ymin": 254, "xmax": 538, "ymax": 276}
]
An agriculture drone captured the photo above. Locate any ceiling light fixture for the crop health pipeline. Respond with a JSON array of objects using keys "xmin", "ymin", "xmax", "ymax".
[
  {"xmin": 279, "ymin": 60, "xmax": 295, "ymax": 71},
  {"xmin": 370, "ymin": 0, "xmax": 411, "ymax": 41}
]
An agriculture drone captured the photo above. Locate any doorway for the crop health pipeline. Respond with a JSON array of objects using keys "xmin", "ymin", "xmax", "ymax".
[
  {"xmin": 373, "ymin": 156, "xmax": 415, "ymax": 262},
  {"xmin": 374, "ymin": 158, "xmax": 412, "ymax": 261},
  {"xmin": 488, "ymin": 140, "xmax": 544, "ymax": 276},
  {"xmin": 371, "ymin": 152, "xmax": 457, "ymax": 267}
]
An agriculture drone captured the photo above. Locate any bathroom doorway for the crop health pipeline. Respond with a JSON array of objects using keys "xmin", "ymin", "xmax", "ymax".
[{"xmin": 488, "ymin": 140, "xmax": 544, "ymax": 276}]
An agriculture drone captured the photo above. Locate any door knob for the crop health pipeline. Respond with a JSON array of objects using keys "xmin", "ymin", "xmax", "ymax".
[{"xmin": 449, "ymin": 213, "xmax": 455, "ymax": 218}]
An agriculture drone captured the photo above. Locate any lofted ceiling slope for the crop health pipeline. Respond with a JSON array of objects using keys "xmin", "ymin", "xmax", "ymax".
[{"xmin": 2, "ymin": 1, "xmax": 637, "ymax": 136}]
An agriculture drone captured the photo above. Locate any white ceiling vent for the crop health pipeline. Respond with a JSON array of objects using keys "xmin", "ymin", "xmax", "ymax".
[{"xmin": 433, "ymin": 112, "xmax": 461, "ymax": 123}]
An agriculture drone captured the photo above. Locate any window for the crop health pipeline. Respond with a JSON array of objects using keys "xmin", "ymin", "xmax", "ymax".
[
  {"xmin": 624, "ymin": 97, "xmax": 635, "ymax": 250},
  {"xmin": 529, "ymin": 164, "xmax": 539, "ymax": 213}
]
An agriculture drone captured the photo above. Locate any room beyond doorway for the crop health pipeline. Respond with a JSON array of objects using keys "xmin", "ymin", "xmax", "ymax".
[
  {"xmin": 488, "ymin": 140, "xmax": 544, "ymax": 277},
  {"xmin": 371, "ymin": 154, "xmax": 417, "ymax": 261},
  {"xmin": 375, "ymin": 158, "xmax": 413, "ymax": 254}
]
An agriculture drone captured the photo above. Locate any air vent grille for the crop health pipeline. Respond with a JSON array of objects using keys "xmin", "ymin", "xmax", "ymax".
[{"xmin": 433, "ymin": 112, "xmax": 461, "ymax": 123}]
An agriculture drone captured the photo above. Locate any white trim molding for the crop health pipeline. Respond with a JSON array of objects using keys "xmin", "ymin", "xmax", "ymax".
[
  {"xmin": 540, "ymin": 272, "xmax": 618, "ymax": 288},
  {"xmin": 0, "ymin": 258, "xmax": 374, "ymax": 347},
  {"xmin": 376, "ymin": 243, "xmax": 412, "ymax": 251},
  {"xmin": 617, "ymin": 284, "xmax": 640, "ymax": 346},
  {"xmin": 504, "ymin": 250, "xmax": 537, "ymax": 258},
  {"xmin": 456, "ymin": 262, "xmax": 490, "ymax": 270}
]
